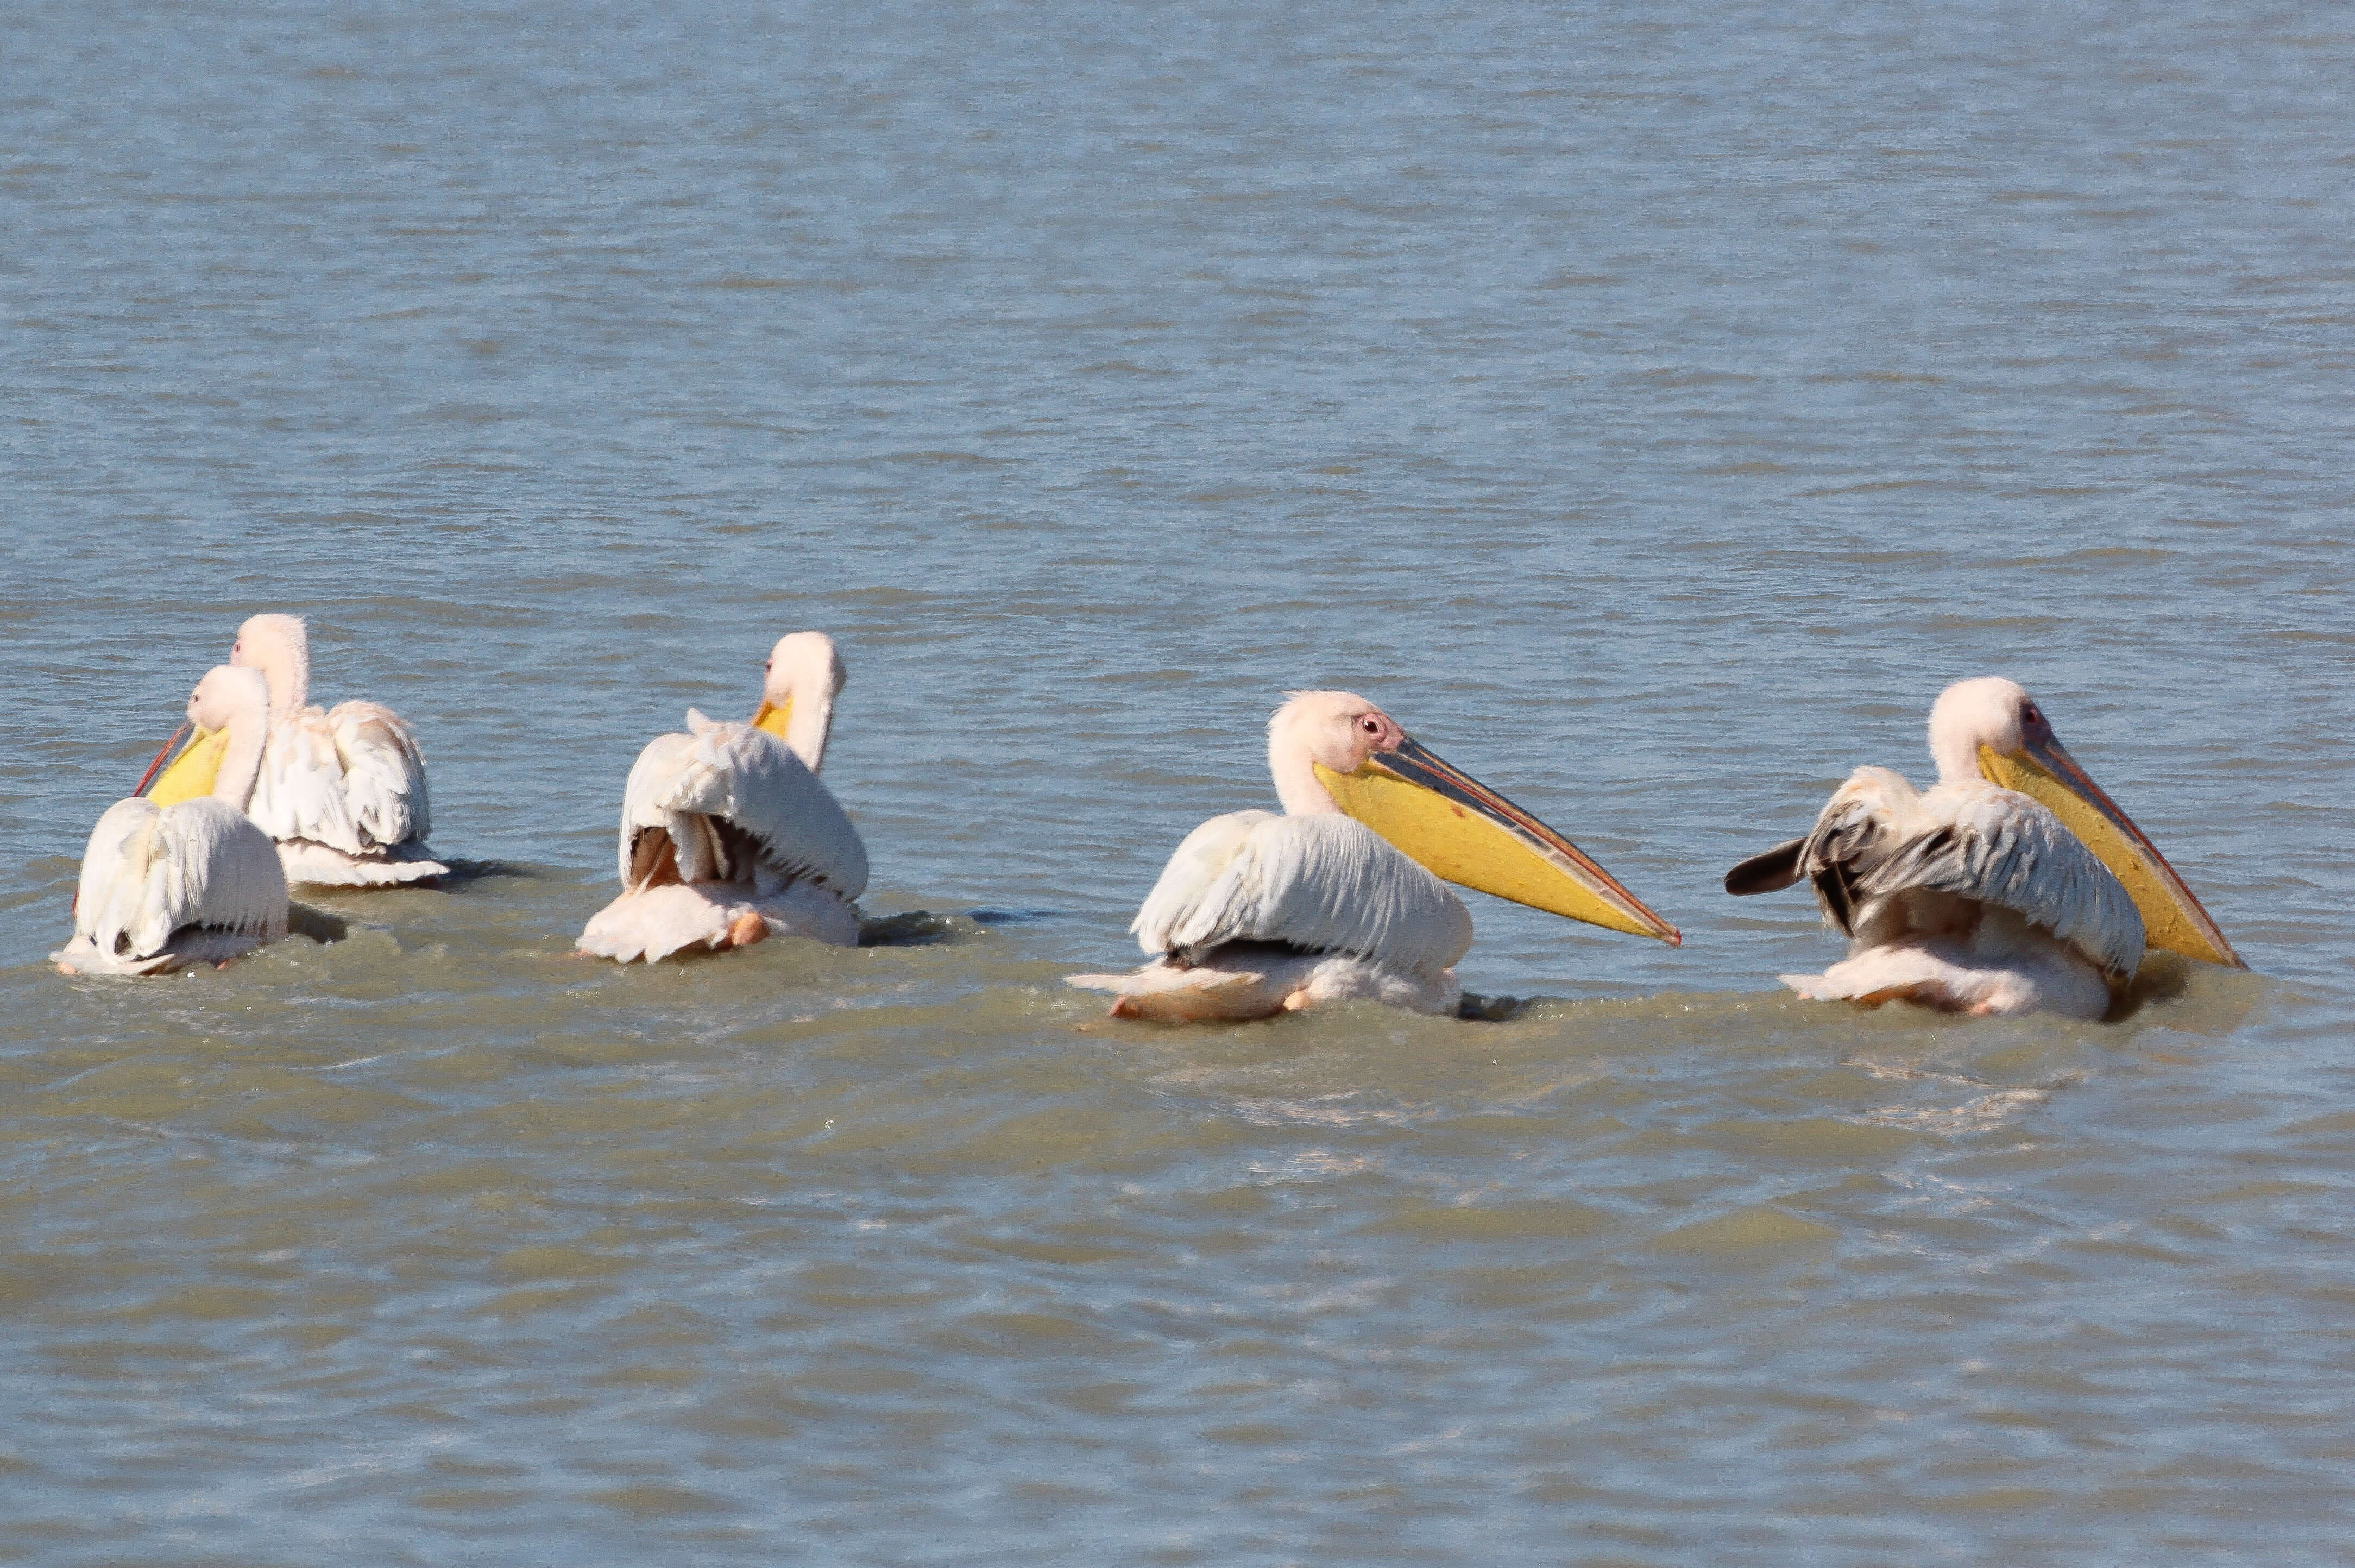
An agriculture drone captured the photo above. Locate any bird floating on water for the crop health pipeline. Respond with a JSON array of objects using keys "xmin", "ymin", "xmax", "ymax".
[
  {"xmin": 1724, "ymin": 676, "xmax": 2241, "ymax": 1020},
  {"xmin": 229, "ymin": 613, "xmax": 446, "ymax": 886},
  {"xmin": 578, "ymin": 631, "xmax": 868, "ymax": 963},
  {"xmin": 1067, "ymin": 690, "xmax": 1680, "ymax": 1021},
  {"xmin": 53, "ymin": 666, "xmax": 290, "ymax": 976}
]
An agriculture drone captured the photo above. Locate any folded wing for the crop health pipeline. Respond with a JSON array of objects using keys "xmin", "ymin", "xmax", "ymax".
[
  {"xmin": 248, "ymin": 702, "xmax": 431, "ymax": 856},
  {"xmin": 75, "ymin": 798, "xmax": 289, "ymax": 960},
  {"xmin": 328, "ymin": 700, "xmax": 431, "ymax": 847},
  {"xmin": 615, "ymin": 715, "xmax": 866, "ymax": 900},
  {"xmin": 248, "ymin": 710, "xmax": 357, "ymax": 851},
  {"xmin": 1773, "ymin": 766, "xmax": 2144, "ymax": 976},
  {"xmin": 1132, "ymin": 811, "xmax": 1473, "ymax": 976}
]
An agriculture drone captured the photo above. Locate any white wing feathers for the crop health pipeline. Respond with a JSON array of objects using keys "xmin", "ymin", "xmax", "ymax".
[
  {"xmin": 73, "ymin": 798, "xmax": 288, "ymax": 961},
  {"xmin": 616, "ymin": 717, "xmax": 867, "ymax": 900},
  {"xmin": 328, "ymin": 701, "xmax": 431, "ymax": 847},
  {"xmin": 249, "ymin": 703, "xmax": 431, "ymax": 855},
  {"xmin": 1132, "ymin": 811, "xmax": 1474, "ymax": 977},
  {"xmin": 618, "ymin": 733, "xmax": 713, "ymax": 881},
  {"xmin": 248, "ymin": 711, "xmax": 351, "ymax": 848},
  {"xmin": 1130, "ymin": 810, "xmax": 1279, "ymax": 952},
  {"xmin": 1801, "ymin": 767, "xmax": 2144, "ymax": 975}
]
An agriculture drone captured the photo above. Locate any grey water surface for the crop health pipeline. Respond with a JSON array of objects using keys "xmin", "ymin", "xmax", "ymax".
[{"xmin": 3, "ymin": 1, "xmax": 2352, "ymax": 1562}]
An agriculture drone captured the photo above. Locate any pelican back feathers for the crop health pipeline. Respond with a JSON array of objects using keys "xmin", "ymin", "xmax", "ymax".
[
  {"xmin": 616, "ymin": 715, "xmax": 867, "ymax": 901},
  {"xmin": 1132, "ymin": 811, "xmax": 1474, "ymax": 977},
  {"xmin": 248, "ymin": 711, "xmax": 357, "ymax": 851},
  {"xmin": 1769, "ymin": 766, "xmax": 2145, "ymax": 977},
  {"xmin": 73, "ymin": 797, "xmax": 289, "ymax": 963},
  {"xmin": 326, "ymin": 701, "xmax": 431, "ymax": 847},
  {"xmin": 248, "ymin": 702, "xmax": 432, "ymax": 858}
]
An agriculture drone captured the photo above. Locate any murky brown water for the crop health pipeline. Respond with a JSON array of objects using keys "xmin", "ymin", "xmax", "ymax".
[{"xmin": 3, "ymin": 1, "xmax": 2352, "ymax": 1560}]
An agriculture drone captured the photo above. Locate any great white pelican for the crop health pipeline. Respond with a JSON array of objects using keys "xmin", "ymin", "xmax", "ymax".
[
  {"xmin": 230, "ymin": 613, "xmax": 446, "ymax": 886},
  {"xmin": 53, "ymin": 666, "xmax": 291, "ymax": 976},
  {"xmin": 578, "ymin": 631, "xmax": 867, "ymax": 962},
  {"xmin": 1725, "ymin": 676, "xmax": 2242, "ymax": 1019},
  {"xmin": 1067, "ymin": 690, "xmax": 1680, "ymax": 1021}
]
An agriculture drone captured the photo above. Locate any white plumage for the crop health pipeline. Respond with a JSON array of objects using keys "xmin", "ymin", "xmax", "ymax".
[
  {"xmin": 1759, "ymin": 767, "xmax": 2140, "ymax": 1019},
  {"xmin": 610, "ymin": 713, "xmax": 867, "ymax": 897},
  {"xmin": 59, "ymin": 799, "xmax": 290, "ymax": 975},
  {"xmin": 1078, "ymin": 804, "xmax": 1479, "ymax": 1023},
  {"xmin": 1727, "ymin": 678, "xmax": 2164, "ymax": 1021},
  {"xmin": 1132, "ymin": 811, "xmax": 1473, "ymax": 978},
  {"xmin": 53, "ymin": 667, "xmax": 290, "ymax": 977},
  {"xmin": 1804, "ymin": 769, "xmax": 2142, "ymax": 975},
  {"xmin": 580, "ymin": 633, "xmax": 866, "ymax": 963},
  {"xmin": 1067, "ymin": 688, "xmax": 1691, "ymax": 1023},
  {"xmin": 232, "ymin": 614, "xmax": 446, "ymax": 886}
]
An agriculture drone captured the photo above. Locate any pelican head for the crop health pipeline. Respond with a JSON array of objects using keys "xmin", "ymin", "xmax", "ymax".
[
  {"xmin": 230, "ymin": 613, "xmax": 311, "ymax": 721},
  {"xmin": 751, "ymin": 631, "xmax": 846, "ymax": 773},
  {"xmin": 1266, "ymin": 690, "xmax": 1406, "ymax": 810},
  {"xmin": 1930, "ymin": 676, "xmax": 2242, "ymax": 968},
  {"xmin": 142, "ymin": 665, "xmax": 272, "ymax": 809},
  {"xmin": 1268, "ymin": 690, "xmax": 1679, "ymax": 944}
]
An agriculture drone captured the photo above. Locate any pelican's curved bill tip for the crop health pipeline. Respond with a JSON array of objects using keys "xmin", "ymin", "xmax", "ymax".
[{"xmin": 1314, "ymin": 735, "xmax": 1680, "ymax": 944}]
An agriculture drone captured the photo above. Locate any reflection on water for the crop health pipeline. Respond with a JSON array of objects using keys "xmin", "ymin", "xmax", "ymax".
[{"xmin": 3, "ymin": 0, "xmax": 2353, "ymax": 1560}]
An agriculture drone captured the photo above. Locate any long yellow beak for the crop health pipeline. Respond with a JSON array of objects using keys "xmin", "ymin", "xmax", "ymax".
[
  {"xmin": 1314, "ymin": 736, "xmax": 1680, "ymax": 944},
  {"xmin": 144, "ymin": 725, "xmax": 229, "ymax": 808},
  {"xmin": 751, "ymin": 697, "xmax": 792, "ymax": 743},
  {"xmin": 1979, "ymin": 738, "xmax": 2243, "ymax": 968}
]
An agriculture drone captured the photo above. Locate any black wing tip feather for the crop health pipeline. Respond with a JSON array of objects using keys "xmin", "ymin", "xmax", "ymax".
[
  {"xmin": 1810, "ymin": 864, "xmax": 1857, "ymax": 935},
  {"xmin": 1724, "ymin": 839, "xmax": 1806, "ymax": 897}
]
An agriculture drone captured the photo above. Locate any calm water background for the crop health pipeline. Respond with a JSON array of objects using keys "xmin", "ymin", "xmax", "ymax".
[{"xmin": 3, "ymin": 1, "xmax": 2352, "ymax": 1561}]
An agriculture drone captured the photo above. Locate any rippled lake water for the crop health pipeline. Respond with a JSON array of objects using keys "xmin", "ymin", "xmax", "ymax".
[{"xmin": 4, "ymin": 1, "xmax": 2352, "ymax": 1560}]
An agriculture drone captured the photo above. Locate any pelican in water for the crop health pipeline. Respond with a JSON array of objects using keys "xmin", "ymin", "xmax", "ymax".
[
  {"xmin": 578, "ymin": 632, "xmax": 867, "ymax": 963},
  {"xmin": 229, "ymin": 613, "xmax": 446, "ymax": 886},
  {"xmin": 53, "ymin": 666, "xmax": 290, "ymax": 976},
  {"xmin": 1725, "ymin": 677, "xmax": 2243, "ymax": 1019},
  {"xmin": 1067, "ymin": 690, "xmax": 1680, "ymax": 1021}
]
